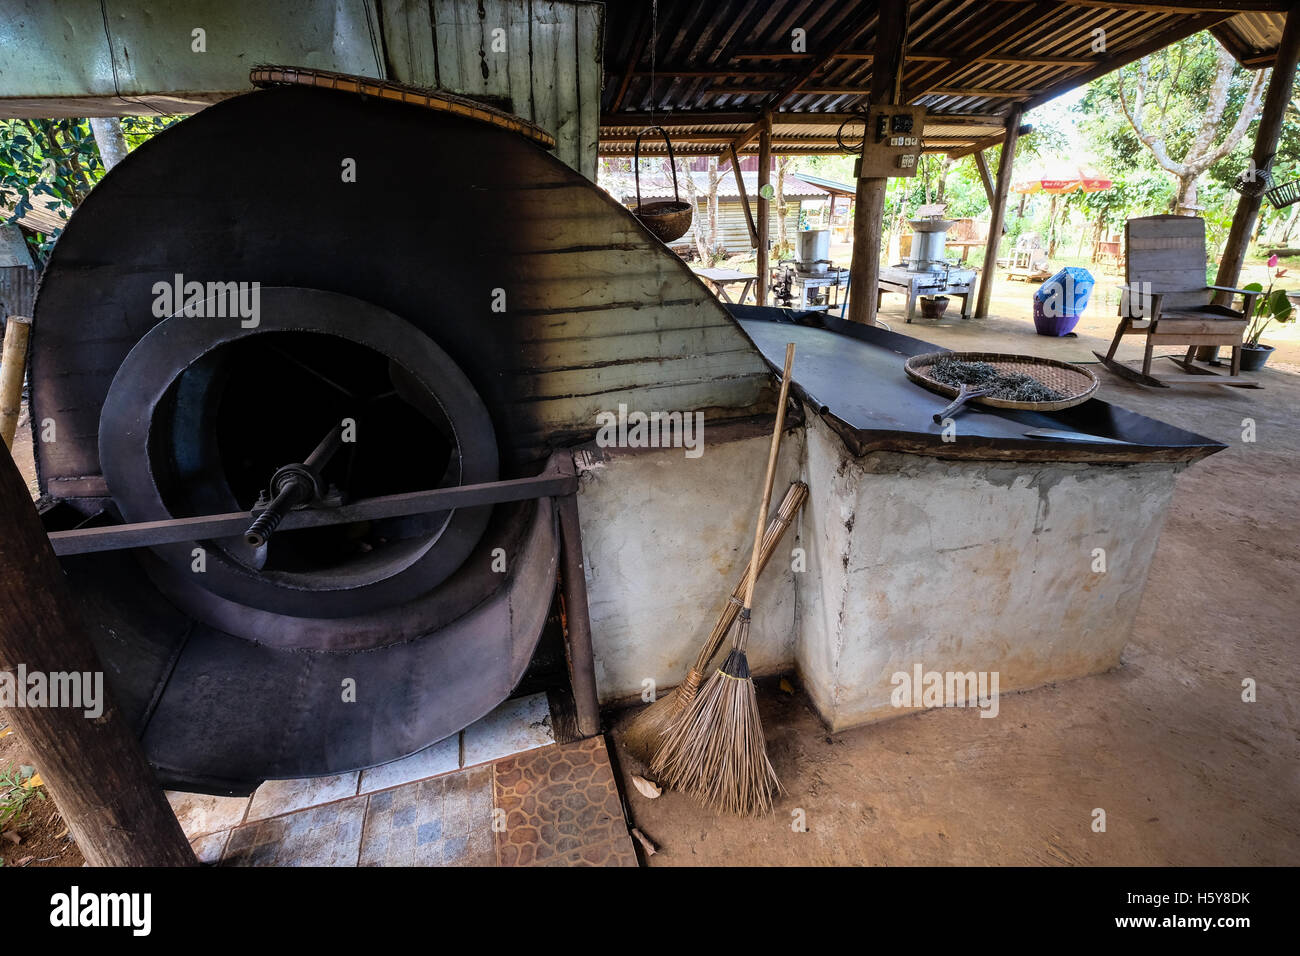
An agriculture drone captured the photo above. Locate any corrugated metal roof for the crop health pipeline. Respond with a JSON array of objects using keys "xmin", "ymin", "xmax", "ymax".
[
  {"xmin": 599, "ymin": 0, "xmax": 1290, "ymax": 155},
  {"xmin": 0, "ymin": 191, "xmax": 70, "ymax": 235},
  {"xmin": 604, "ymin": 169, "xmax": 830, "ymax": 201}
]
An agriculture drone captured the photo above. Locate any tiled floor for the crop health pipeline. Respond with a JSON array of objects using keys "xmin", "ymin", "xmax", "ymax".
[
  {"xmin": 167, "ymin": 701, "xmax": 637, "ymax": 867},
  {"xmin": 168, "ymin": 691, "xmax": 558, "ymax": 859},
  {"xmin": 494, "ymin": 738, "xmax": 635, "ymax": 866}
]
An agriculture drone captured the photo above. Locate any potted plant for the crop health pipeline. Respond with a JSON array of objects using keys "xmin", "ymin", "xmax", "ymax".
[{"xmin": 1241, "ymin": 255, "xmax": 1294, "ymax": 372}]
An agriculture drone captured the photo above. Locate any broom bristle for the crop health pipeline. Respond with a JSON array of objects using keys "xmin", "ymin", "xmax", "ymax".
[
  {"xmin": 621, "ymin": 688, "xmax": 679, "ymax": 763},
  {"xmin": 651, "ymin": 624, "xmax": 780, "ymax": 816},
  {"xmin": 621, "ymin": 666, "xmax": 706, "ymax": 764}
]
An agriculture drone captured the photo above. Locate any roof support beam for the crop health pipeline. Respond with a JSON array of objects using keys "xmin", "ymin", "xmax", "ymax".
[
  {"xmin": 730, "ymin": 143, "xmax": 760, "ymax": 248},
  {"xmin": 975, "ymin": 104, "xmax": 1025, "ymax": 319},
  {"xmin": 1023, "ymin": 12, "xmax": 1232, "ymax": 110},
  {"xmin": 945, "ymin": 125, "xmax": 1032, "ymax": 159},
  {"xmin": 603, "ymin": 110, "xmax": 1004, "ymax": 127},
  {"xmin": 1054, "ymin": 0, "xmax": 1288, "ymax": 12},
  {"xmin": 757, "ymin": 117, "xmax": 772, "ymax": 304},
  {"xmin": 973, "ymin": 150, "xmax": 996, "ymax": 207},
  {"xmin": 725, "ymin": 10, "xmax": 880, "ymax": 155},
  {"xmin": 1213, "ymin": 5, "xmax": 1300, "ymax": 313},
  {"xmin": 846, "ymin": 0, "xmax": 909, "ymax": 327}
]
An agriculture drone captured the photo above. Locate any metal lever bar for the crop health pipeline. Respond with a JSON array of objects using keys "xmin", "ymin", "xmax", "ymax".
[{"xmin": 49, "ymin": 458, "xmax": 578, "ymax": 556}]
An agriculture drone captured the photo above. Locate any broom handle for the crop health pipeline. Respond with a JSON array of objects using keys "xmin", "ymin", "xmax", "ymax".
[
  {"xmin": 693, "ymin": 481, "xmax": 808, "ymax": 673},
  {"xmin": 743, "ymin": 342, "xmax": 796, "ymax": 613}
]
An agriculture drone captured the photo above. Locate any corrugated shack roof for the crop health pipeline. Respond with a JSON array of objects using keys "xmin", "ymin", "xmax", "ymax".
[
  {"xmin": 0, "ymin": 191, "xmax": 70, "ymax": 235},
  {"xmin": 599, "ymin": 0, "xmax": 1291, "ymax": 156},
  {"xmin": 603, "ymin": 169, "xmax": 830, "ymax": 202}
]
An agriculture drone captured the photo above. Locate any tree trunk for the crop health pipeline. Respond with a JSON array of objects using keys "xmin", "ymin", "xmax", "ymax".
[
  {"xmin": 934, "ymin": 156, "xmax": 952, "ymax": 206},
  {"xmin": 1046, "ymin": 194, "xmax": 1059, "ymax": 258},
  {"xmin": 775, "ymin": 156, "xmax": 790, "ymax": 260},
  {"xmin": 1173, "ymin": 174, "xmax": 1199, "ymax": 216},
  {"xmin": 89, "ymin": 117, "xmax": 129, "ymax": 171}
]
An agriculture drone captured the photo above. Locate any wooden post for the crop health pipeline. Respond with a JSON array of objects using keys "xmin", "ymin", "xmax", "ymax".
[
  {"xmin": 556, "ymin": 490, "xmax": 600, "ymax": 738},
  {"xmin": 730, "ymin": 143, "xmax": 759, "ymax": 248},
  {"xmin": 1214, "ymin": 7, "xmax": 1299, "ymax": 298},
  {"xmin": 846, "ymin": 178, "xmax": 888, "ymax": 324},
  {"xmin": 0, "ymin": 316, "xmax": 31, "ymax": 450},
  {"xmin": 973, "ymin": 151, "xmax": 995, "ymax": 208},
  {"xmin": 756, "ymin": 117, "xmax": 772, "ymax": 305},
  {"xmin": 846, "ymin": 0, "xmax": 909, "ymax": 325},
  {"xmin": 0, "ymin": 444, "xmax": 197, "ymax": 866},
  {"xmin": 975, "ymin": 105, "xmax": 1024, "ymax": 319}
]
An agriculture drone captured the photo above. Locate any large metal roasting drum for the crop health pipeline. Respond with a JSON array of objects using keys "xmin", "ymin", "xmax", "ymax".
[{"xmin": 31, "ymin": 75, "xmax": 770, "ymax": 793}]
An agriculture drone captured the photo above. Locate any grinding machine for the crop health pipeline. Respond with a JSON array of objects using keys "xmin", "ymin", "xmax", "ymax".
[{"xmin": 29, "ymin": 70, "xmax": 775, "ymax": 794}]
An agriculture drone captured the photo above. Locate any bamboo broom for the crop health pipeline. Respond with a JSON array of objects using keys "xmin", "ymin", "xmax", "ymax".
[
  {"xmin": 622, "ymin": 480, "xmax": 809, "ymax": 764},
  {"xmin": 652, "ymin": 342, "xmax": 795, "ymax": 815}
]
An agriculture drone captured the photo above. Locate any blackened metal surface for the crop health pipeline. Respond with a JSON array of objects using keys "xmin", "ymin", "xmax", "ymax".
[
  {"xmin": 731, "ymin": 306, "xmax": 1225, "ymax": 464},
  {"xmin": 30, "ymin": 84, "xmax": 770, "ymax": 501},
  {"xmin": 142, "ymin": 495, "xmax": 559, "ymax": 794},
  {"xmin": 96, "ymin": 288, "xmax": 498, "ymax": 620}
]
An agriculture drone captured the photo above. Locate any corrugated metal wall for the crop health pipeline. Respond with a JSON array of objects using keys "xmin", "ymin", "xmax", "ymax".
[
  {"xmin": 674, "ymin": 202, "xmax": 803, "ymax": 256},
  {"xmin": 0, "ymin": 0, "xmax": 602, "ymax": 180},
  {"xmin": 380, "ymin": 0, "xmax": 601, "ymax": 180}
]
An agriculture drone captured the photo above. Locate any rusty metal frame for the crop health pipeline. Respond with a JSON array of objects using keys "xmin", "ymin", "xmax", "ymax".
[{"xmin": 48, "ymin": 451, "xmax": 603, "ymax": 741}]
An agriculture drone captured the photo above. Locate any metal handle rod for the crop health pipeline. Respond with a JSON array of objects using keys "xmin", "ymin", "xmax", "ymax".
[{"xmin": 933, "ymin": 384, "xmax": 994, "ymax": 424}]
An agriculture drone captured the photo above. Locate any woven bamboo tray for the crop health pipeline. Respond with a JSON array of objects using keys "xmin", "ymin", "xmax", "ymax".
[{"xmin": 905, "ymin": 351, "xmax": 1099, "ymax": 412}]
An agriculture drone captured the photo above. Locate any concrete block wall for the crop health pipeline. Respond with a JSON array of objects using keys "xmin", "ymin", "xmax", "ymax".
[
  {"xmin": 794, "ymin": 412, "xmax": 1181, "ymax": 730},
  {"xmin": 576, "ymin": 404, "xmax": 1182, "ymax": 732},
  {"xmin": 573, "ymin": 421, "xmax": 805, "ymax": 705}
]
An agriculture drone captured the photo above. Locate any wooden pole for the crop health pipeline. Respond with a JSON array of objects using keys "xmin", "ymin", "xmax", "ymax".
[
  {"xmin": 756, "ymin": 116, "xmax": 772, "ymax": 305},
  {"xmin": 0, "ymin": 444, "xmax": 197, "ymax": 866},
  {"xmin": 730, "ymin": 143, "xmax": 759, "ymax": 248},
  {"xmin": 1214, "ymin": 7, "xmax": 1300, "ymax": 298},
  {"xmin": 975, "ymin": 105, "xmax": 1024, "ymax": 319},
  {"xmin": 973, "ymin": 151, "xmax": 995, "ymax": 207},
  {"xmin": 846, "ymin": 0, "xmax": 909, "ymax": 325},
  {"xmin": 0, "ymin": 316, "xmax": 31, "ymax": 450},
  {"xmin": 556, "ymin": 490, "xmax": 600, "ymax": 738}
]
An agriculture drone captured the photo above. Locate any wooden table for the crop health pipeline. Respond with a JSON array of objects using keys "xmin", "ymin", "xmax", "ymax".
[{"xmin": 692, "ymin": 267, "xmax": 758, "ymax": 305}]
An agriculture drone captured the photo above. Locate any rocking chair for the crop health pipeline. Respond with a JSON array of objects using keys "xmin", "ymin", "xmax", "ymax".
[{"xmin": 1094, "ymin": 215, "xmax": 1261, "ymax": 388}]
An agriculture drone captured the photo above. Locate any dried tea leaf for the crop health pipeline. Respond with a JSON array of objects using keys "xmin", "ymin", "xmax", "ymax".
[
  {"xmin": 779, "ymin": 677, "xmax": 796, "ymax": 695},
  {"xmin": 631, "ymin": 774, "xmax": 661, "ymax": 799}
]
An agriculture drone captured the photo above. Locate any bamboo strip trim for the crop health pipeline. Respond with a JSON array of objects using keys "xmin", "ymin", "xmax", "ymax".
[{"xmin": 249, "ymin": 65, "xmax": 556, "ymax": 149}]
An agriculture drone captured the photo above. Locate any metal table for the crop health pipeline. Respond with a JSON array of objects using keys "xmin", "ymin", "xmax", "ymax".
[{"xmin": 876, "ymin": 264, "xmax": 976, "ymax": 323}]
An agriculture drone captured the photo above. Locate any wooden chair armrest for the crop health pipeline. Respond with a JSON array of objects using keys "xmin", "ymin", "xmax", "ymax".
[
  {"xmin": 1120, "ymin": 284, "xmax": 1163, "ymax": 321},
  {"xmin": 1206, "ymin": 284, "xmax": 1255, "ymax": 297}
]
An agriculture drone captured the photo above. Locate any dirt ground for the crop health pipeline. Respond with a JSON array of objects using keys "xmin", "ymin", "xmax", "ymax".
[
  {"xmin": 609, "ymin": 292, "xmax": 1300, "ymax": 866},
  {"xmin": 0, "ymin": 730, "xmax": 83, "ymax": 867},
  {"xmin": 3, "ymin": 272, "xmax": 1297, "ymax": 867}
]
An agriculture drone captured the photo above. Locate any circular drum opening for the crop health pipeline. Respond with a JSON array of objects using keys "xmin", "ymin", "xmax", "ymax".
[
  {"xmin": 153, "ymin": 331, "xmax": 455, "ymax": 583},
  {"xmin": 99, "ymin": 288, "xmax": 499, "ymax": 620}
]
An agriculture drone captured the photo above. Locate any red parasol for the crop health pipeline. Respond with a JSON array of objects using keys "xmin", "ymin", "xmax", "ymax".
[{"xmin": 1014, "ymin": 164, "xmax": 1113, "ymax": 195}]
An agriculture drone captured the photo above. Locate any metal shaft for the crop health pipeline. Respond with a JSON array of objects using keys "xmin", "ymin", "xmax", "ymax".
[{"xmin": 243, "ymin": 424, "xmax": 345, "ymax": 548}]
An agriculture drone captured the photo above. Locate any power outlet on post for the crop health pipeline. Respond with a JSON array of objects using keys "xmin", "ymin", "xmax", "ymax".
[{"xmin": 859, "ymin": 106, "xmax": 926, "ymax": 178}]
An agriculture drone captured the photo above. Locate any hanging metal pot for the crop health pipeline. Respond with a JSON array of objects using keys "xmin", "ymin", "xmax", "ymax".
[{"xmin": 633, "ymin": 126, "xmax": 693, "ymax": 243}]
